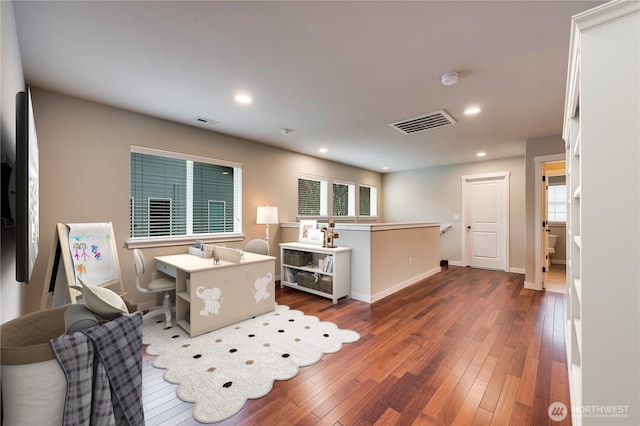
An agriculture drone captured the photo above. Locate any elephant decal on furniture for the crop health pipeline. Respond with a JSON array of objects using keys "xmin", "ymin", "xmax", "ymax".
[
  {"xmin": 196, "ymin": 286, "xmax": 223, "ymax": 317},
  {"xmin": 253, "ymin": 273, "xmax": 273, "ymax": 303}
]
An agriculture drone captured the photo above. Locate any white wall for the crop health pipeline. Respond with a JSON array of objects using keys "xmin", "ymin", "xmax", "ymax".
[
  {"xmin": 382, "ymin": 156, "xmax": 526, "ymax": 271},
  {"xmin": 1, "ymin": 0, "xmax": 26, "ymax": 323}
]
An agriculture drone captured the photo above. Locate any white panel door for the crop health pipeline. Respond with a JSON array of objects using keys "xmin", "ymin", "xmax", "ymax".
[{"xmin": 462, "ymin": 172, "xmax": 509, "ymax": 271}]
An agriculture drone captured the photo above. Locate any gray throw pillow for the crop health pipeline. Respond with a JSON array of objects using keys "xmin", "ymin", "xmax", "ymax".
[{"xmin": 64, "ymin": 304, "xmax": 99, "ymax": 334}]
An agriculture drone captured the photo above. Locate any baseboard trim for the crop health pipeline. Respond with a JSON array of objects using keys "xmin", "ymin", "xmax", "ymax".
[
  {"xmin": 551, "ymin": 260, "xmax": 566, "ymax": 265},
  {"xmin": 349, "ymin": 292, "xmax": 371, "ymax": 304},
  {"xmin": 369, "ymin": 266, "xmax": 442, "ymax": 304},
  {"xmin": 448, "ymin": 260, "xmax": 463, "ymax": 267},
  {"xmin": 509, "ymin": 267, "xmax": 525, "ymax": 274},
  {"xmin": 524, "ymin": 281, "xmax": 543, "ymax": 291}
]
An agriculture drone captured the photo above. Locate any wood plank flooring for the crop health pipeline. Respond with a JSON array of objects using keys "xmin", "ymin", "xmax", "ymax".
[{"xmin": 142, "ymin": 266, "xmax": 571, "ymax": 425}]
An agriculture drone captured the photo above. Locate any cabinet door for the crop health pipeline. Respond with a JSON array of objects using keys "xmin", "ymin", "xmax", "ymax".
[
  {"xmin": 238, "ymin": 261, "xmax": 275, "ymax": 318},
  {"xmin": 189, "ymin": 268, "xmax": 238, "ymax": 337}
]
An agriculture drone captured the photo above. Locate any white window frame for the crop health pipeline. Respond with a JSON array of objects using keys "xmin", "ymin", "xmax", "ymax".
[{"xmin": 128, "ymin": 146, "xmax": 243, "ymax": 247}]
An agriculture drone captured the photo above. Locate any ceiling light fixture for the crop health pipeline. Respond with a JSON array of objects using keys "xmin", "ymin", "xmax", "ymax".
[
  {"xmin": 319, "ymin": 148, "xmax": 328, "ymax": 153},
  {"xmin": 441, "ymin": 72, "xmax": 459, "ymax": 86},
  {"xmin": 281, "ymin": 128, "xmax": 294, "ymax": 135},
  {"xmin": 477, "ymin": 152, "xmax": 487, "ymax": 157},
  {"xmin": 465, "ymin": 107, "xmax": 481, "ymax": 115},
  {"xmin": 234, "ymin": 94, "xmax": 253, "ymax": 104}
]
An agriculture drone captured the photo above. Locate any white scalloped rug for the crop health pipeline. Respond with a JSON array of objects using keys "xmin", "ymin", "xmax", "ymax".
[{"xmin": 142, "ymin": 305, "xmax": 360, "ymax": 423}]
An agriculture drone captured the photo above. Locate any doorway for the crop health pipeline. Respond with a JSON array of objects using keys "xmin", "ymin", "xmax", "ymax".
[
  {"xmin": 461, "ymin": 171, "xmax": 510, "ymax": 271},
  {"xmin": 534, "ymin": 155, "xmax": 567, "ymax": 292}
]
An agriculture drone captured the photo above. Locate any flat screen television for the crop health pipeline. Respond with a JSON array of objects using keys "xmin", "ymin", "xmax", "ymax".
[{"xmin": 14, "ymin": 88, "xmax": 39, "ymax": 283}]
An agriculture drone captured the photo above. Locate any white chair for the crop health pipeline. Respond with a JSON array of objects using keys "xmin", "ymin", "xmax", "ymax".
[
  {"xmin": 244, "ymin": 239, "xmax": 269, "ymax": 255},
  {"xmin": 133, "ymin": 249, "xmax": 175, "ymax": 328}
]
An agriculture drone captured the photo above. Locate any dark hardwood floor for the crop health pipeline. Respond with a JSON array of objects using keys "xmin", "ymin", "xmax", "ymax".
[{"xmin": 142, "ymin": 266, "xmax": 571, "ymax": 425}]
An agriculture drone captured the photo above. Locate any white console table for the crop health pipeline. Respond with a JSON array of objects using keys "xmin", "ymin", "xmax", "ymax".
[
  {"xmin": 155, "ymin": 252, "xmax": 275, "ymax": 337},
  {"xmin": 280, "ymin": 242, "xmax": 351, "ymax": 304}
]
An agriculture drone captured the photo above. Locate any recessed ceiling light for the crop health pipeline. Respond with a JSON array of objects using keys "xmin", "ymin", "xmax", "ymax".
[
  {"xmin": 477, "ymin": 152, "xmax": 487, "ymax": 157},
  {"xmin": 465, "ymin": 107, "xmax": 481, "ymax": 115},
  {"xmin": 382, "ymin": 166, "xmax": 389, "ymax": 171},
  {"xmin": 319, "ymin": 148, "xmax": 328, "ymax": 153},
  {"xmin": 234, "ymin": 94, "xmax": 253, "ymax": 104}
]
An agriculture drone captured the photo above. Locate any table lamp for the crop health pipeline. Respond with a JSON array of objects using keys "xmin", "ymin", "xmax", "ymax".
[{"xmin": 256, "ymin": 206, "xmax": 278, "ymax": 243}]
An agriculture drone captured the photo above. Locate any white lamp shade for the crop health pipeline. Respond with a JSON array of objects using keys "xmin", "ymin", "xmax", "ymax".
[{"xmin": 256, "ymin": 206, "xmax": 278, "ymax": 224}]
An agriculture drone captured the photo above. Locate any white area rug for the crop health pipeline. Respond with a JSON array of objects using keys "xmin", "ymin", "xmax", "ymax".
[{"xmin": 143, "ymin": 305, "xmax": 360, "ymax": 423}]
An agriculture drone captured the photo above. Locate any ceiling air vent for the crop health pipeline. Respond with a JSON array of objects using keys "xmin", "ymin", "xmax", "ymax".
[
  {"xmin": 389, "ymin": 109, "xmax": 456, "ymax": 135},
  {"xmin": 194, "ymin": 116, "xmax": 220, "ymax": 126}
]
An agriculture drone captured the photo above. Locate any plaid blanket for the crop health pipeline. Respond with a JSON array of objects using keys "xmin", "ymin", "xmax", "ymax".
[{"xmin": 50, "ymin": 312, "xmax": 143, "ymax": 426}]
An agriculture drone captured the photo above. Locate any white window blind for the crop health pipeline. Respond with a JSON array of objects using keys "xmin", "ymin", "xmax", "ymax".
[
  {"xmin": 547, "ymin": 184, "xmax": 567, "ymax": 223},
  {"xmin": 130, "ymin": 146, "xmax": 242, "ymax": 239},
  {"xmin": 298, "ymin": 177, "xmax": 327, "ymax": 216}
]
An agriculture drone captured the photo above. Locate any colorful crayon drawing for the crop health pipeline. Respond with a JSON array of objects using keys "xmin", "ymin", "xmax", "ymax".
[
  {"xmin": 92, "ymin": 244, "xmax": 102, "ymax": 260},
  {"xmin": 72, "ymin": 242, "xmax": 89, "ymax": 261},
  {"xmin": 68, "ymin": 223, "xmax": 118, "ymax": 287},
  {"xmin": 76, "ymin": 264, "xmax": 87, "ymax": 276}
]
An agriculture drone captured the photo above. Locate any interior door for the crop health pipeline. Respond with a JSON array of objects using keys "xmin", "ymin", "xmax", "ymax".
[{"xmin": 462, "ymin": 173, "xmax": 509, "ymax": 271}]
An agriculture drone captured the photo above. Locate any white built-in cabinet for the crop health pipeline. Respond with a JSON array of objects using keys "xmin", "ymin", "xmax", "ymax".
[{"xmin": 563, "ymin": 1, "xmax": 639, "ymax": 424}]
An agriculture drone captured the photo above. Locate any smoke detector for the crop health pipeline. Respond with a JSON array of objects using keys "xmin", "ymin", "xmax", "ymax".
[{"xmin": 441, "ymin": 72, "xmax": 459, "ymax": 86}]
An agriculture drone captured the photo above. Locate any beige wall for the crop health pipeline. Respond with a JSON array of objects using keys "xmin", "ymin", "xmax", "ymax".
[
  {"xmin": 1, "ymin": 0, "xmax": 27, "ymax": 322},
  {"xmin": 24, "ymin": 89, "xmax": 382, "ymax": 313},
  {"xmin": 370, "ymin": 226, "xmax": 440, "ymax": 297},
  {"xmin": 382, "ymin": 156, "xmax": 526, "ymax": 271},
  {"xmin": 524, "ymin": 135, "xmax": 565, "ymax": 285}
]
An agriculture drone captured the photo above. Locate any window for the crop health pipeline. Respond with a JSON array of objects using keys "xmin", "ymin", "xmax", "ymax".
[
  {"xmin": 547, "ymin": 183, "xmax": 567, "ymax": 223},
  {"xmin": 359, "ymin": 185, "xmax": 378, "ymax": 217},
  {"xmin": 298, "ymin": 176, "xmax": 327, "ymax": 216},
  {"xmin": 332, "ymin": 181, "xmax": 355, "ymax": 217},
  {"xmin": 130, "ymin": 146, "xmax": 242, "ymax": 240}
]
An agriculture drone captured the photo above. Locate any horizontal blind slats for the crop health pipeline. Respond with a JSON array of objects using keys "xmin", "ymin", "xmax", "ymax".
[{"xmin": 130, "ymin": 151, "xmax": 241, "ymax": 238}]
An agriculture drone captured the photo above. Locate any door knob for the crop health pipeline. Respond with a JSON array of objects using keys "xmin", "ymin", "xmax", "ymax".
[{"xmin": 467, "ymin": 225, "xmax": 471, "ymax": 229}]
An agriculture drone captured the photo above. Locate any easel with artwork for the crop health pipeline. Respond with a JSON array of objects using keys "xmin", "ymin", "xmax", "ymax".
[{"xmin": 40, "ymin": 222, "xmax": 124, "ymax": 309}]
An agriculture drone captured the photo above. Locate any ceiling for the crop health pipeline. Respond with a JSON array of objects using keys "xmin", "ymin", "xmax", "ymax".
[{"xmin": 12, "ymin": 1, "xmax": 603, "ymax": 173}]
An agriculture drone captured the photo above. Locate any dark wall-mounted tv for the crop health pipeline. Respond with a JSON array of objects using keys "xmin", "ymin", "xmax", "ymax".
[{"xmin": 14, "ymin": 88, "xmax": 39, "ymax": 283}]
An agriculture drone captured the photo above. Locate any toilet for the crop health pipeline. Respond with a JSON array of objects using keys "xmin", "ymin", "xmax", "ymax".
[{"xmin": 548, "ymin": 234, "xmax": 558, "ymax": 264}]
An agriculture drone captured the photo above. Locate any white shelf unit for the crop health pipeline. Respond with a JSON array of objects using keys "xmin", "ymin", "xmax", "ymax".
[
  {"xmin": 562, "ymin": 2, "xmax": 639, "ymax": 425},
  {"xmin": 280, "ymin": 242, "xmax": 351, "ymax": 304}
]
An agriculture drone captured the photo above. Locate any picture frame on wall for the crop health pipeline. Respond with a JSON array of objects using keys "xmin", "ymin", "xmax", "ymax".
[{"xmin": 298, "ymin": 220, "xmax": 317, "ymax": 243}]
